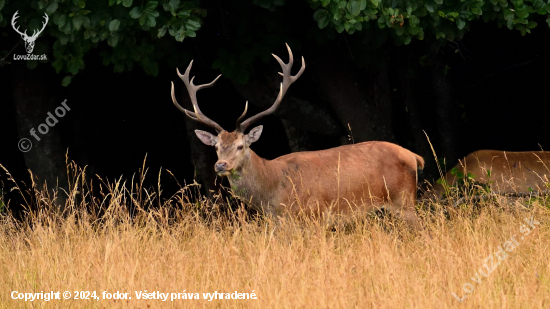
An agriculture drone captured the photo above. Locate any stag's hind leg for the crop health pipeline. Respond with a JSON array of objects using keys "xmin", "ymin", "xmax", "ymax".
[{"xmin": 387, "ymin": 190, "xmax": 421, "ymax": 229}]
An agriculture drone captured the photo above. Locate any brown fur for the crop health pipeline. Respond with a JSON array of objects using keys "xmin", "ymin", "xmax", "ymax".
[
  {"xmin": 429, "ymin": 150, "xmax": 550, "ymax": 198},
  {"xmin": 212, "ymin": 131, "xmax": 424, "ymax": 228}
]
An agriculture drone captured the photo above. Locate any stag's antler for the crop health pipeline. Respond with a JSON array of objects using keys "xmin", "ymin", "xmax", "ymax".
[
  {"xmin": 237, "ymin": 43, "xmax": 305, "ymax": 132},
  {"xmin": 171, "ymin": 60, "xmax": 224, "ymax": 133},
  {"xmin": 11, "ymin": 11, "xmax": 49, "ymax": 39},
  {"xmin": 11, "ymin": 11, "xmax": 28, "ymax": 38},
  {"xmin": 30, "ymin": 13, "xmax": 49, "ymax": 40}
]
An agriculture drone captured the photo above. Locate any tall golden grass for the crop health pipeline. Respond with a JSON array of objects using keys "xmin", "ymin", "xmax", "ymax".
[{"xmin": 0, "ymin": 161, "xmax": 548, "ymax": 308}]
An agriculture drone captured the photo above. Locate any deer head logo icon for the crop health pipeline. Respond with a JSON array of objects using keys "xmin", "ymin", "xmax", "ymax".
[{"xmin": 11, "ymin": 11, "xmax": 49, "ymax": 54}]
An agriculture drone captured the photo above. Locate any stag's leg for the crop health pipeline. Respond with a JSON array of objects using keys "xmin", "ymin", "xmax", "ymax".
[{"xmin": 388, "ymin": 190, "xmax": 421, "ymax": 229}]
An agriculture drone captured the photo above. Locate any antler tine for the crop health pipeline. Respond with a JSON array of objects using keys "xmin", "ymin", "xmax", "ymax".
[
  {"xmin": 235, "ymin": 101, "xmax": 248, "ymax": 129},
  {"xmin": 171, "ymin": 61, "xmax": 224, "ymax": 133},
  {"xmin": 237, "ymin": 43, "xmax": 305, "ymax": 132}
]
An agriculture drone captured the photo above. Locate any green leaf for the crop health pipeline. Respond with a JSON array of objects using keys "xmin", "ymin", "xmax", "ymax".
[
  {"xmin": 507, "ymin": 18, "xmax": 514, "ymax": 29},
  {"xmin": 158, "ymin": 25, "xmax": 167, "ymax": 38},
  {"xmin": 348, "ymin": 0, "xmax": 361, "ymax": 16},
  {"xmin": 547, "ymin": 17, "xmax": 550, "ymax": 28},
  {"xmin": 456, "ymin": 18, "xmax": 465, "ymax": 29},
  {"xmin": 533, "ymin": 0, "xmax": 545, "ymax": 10},
  {"xmin": 314, "ymin": 10, "xmax": 329, "ymax": 29},
  {"xmin": 57, "ymin": 14, "xmax": 67, "ymax": 27},
  {"xmin": 107, "ymin": 33, "xmax": 119, "ymax": 46},
  {"xmin": 62, "ymin": 76, "xmax": 72, "ymax": 87},
  {"xmin": 139, "ymin": 13, "xmax": 147, "ymax": 25},
  {"xmin": 82, "ymin": 16, "xmax": 91, "ymax": 29},
  {"xmin": 184, "ymin": 29, "xmax": 196, "ymax": 37},
  {"xmin": 322, "ymin": 0, "xmax": 330, "ymax": 7},
  {"xmin": 145, "ymin": 1, "xmax": 158, "ymax": 12},
  {"xmin": 122, "ymin": 0, "xmax": 133, "ymax": 7},
  {"xmin": 186, "ymin": 17, "xmax": 201, "ymax": 31},
  {"xmin": 425, "ymin": 3, "xmax": 434, "ymax": 13},
  {"xmin": 164, "ymin": 0, "xmax": 180, "ymax": 12},
  {"xmin": 527, "ymin": 21, "xmax": 537, "ymax": 29},
  {"xmin": 129, "ymin": 7, "xmax": 143, "ymax": 19},
  {"xmin": 177, "ymin": 10, "xmax": 191, "ymax": 17},
  {"xmin": 471, "ymin": 7, "xmax": 482, "ymax": 15},
  {"xmin": 409, "ymin": 15, "xmax": 419, "ymax": 26},
  {"xmin": 46, "ymin": 2, "xmax": 58, "ymax": 14},
  {"xmin": 175, "ymin": 27, "xmax": 185, "ymax": 41},
  {"xmin": 516, "ymin": 9, "xmax": 529, "ymax": 18},
  {"xmin": 72, "ymin": 15, "xmax": 84, "ymax": 31},
  {"xmin": 109, "ymin": 19, "xmax": 121, "ymax": 31},
  {"xmin": 145, "ymin": 13, "xmax": 157, "ymax": 27}
]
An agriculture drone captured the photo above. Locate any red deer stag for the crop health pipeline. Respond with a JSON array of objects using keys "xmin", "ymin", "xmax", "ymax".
[
  {"xmin": 426, "ymin": 150, "xmax": 550, "ymax": 199},
  {"xmin": 170, "ymin": 44, "xmax": 425, "ymax": 227}
]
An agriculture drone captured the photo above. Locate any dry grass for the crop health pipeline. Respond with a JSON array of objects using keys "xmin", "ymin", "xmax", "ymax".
[{"xmin": 0, "ymin": 162, "xmax": 549, "ymax": 308}]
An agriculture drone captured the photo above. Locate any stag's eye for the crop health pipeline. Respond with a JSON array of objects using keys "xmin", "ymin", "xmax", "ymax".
[{"xmin": 237, "ymin": 145, "xmax": 244, "ymax": 150}]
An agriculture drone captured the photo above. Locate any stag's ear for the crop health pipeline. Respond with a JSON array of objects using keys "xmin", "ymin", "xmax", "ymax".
[
  {"xmin": 195, "ymin": 130, "xmax": 218, "ymax": 146},
  {"xmin": 245, "ymin": 125, "xmax": 263, "ymax": 145}
]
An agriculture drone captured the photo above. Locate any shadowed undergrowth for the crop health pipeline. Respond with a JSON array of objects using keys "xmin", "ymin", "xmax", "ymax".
[{"xmin": 0, "ymin": 161, "xmax": 548, "ymax": 308}]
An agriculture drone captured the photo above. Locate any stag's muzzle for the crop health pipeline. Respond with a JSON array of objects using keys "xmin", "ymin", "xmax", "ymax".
[{"xmin": 215, "ymin": 161, "xmax": 230, "ymax": 176}]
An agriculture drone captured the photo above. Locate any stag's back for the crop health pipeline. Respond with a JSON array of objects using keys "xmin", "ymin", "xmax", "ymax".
[{"xmin": 268, "ymin": 141, "xmax": 423, "ymax": 214}]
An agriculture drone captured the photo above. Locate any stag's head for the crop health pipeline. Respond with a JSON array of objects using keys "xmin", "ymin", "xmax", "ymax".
[
  {"xmin": 194, "ymin": 128, "xmax": 263, "ymax": 176},
  {"xmin": 170, "ymin": 44, "xmax": 305, "ymax": 177},
  {"xmin": 11, "ymin": 11, "xmax": 49, "ymax": 54}
]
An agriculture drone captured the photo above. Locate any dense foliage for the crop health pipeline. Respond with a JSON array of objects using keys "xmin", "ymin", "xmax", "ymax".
[{"xmin": 1, "ymin": 0, "xmax": 549, "ymax": 85}]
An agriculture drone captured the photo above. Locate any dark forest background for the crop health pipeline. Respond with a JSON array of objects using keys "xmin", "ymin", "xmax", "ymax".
[{"xmin": 1, "ymin": 0, "xmax": 549, "ymax": 211}]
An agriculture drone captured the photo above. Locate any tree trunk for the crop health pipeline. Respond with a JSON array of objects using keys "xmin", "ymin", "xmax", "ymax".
[{"xmin": 12, "ymin": 65, "xmax": 68, "ymax": 209}]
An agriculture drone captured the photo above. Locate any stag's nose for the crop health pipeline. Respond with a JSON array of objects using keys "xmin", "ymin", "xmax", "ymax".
[{"xmin": 215, "ymin": 161, "xmax": 228, "ymax": 172}]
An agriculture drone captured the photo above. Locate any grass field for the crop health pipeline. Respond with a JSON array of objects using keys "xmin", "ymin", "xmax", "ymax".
[{"xmin": 0, "ymin": 163, "xmax": 548, "ymax": 308}]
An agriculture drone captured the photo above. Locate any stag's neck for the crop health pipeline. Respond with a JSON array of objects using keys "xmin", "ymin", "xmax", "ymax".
[{"xmin": 227, "ymin": 150, "xmax": 278, "ymax": 206}]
